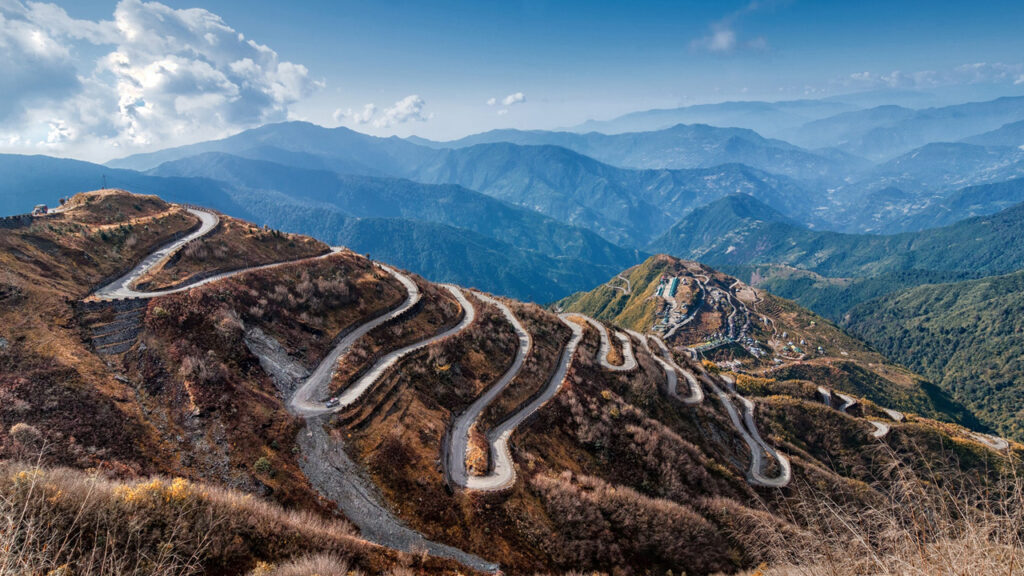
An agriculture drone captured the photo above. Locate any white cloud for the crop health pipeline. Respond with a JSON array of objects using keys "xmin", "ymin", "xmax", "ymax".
[
  {"xmin": 486, "ymin": 97, "xmax": 497, "ymax": 106},
  {"xmin": 373, "ymin": 94, "xmax": 430, "ymax": 128},
  {"xmin": 0, "ymin": 0, "xmax": 321, "ymax": 158},
  {"xmin": 497, "ymin": 108, "xmax": 509, "ymax": 116},
  {"xmin": 333, "ymin": 103, "xmax": 376, "ymax": 124},
  {"xmin": 501, "ymin": 92, "xmax": 526, "ymax": 106},
  {"xmin": 844, "ymin": 63, "xmax": 1024, "ymax": 90},
  {"xmin": 691, "ymin": 1, "xmax": 771, "ymax": 54}
]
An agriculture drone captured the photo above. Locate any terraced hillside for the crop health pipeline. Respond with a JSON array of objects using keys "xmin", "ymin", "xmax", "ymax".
[{"xmin": 1, "ymin": 190, "xmax": 1019, "ymax": 575}]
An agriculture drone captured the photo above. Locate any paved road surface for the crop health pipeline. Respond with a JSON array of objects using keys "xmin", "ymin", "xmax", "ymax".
[
  {"xmin": 295, "ymin": 279, "xmax": 476, "ymax": 416},
  {"xmin": 817, "ymin": 386, "xmax": 833, "ymax": 407},
  {"xmin": 868, "ymin": 420, "xmax": 890, "ymax": 438},
  {"xmin": 93, "ymin": 208, "xmax": 219, "ymax": 299},
  {"xmin": 446, "ymin": 293, "xmax": 532, "ymax": 492},
  {"xmin": 247, "ymin": 317, "xmax": 498, "ymax": 572},
  {"xmin": 835, "ymin": 392, "xmax": 857, "ymax": 413},
  {"xmin": 448, "ymin": 314, "xmax": 583, "ymax": 492},
  {"xmin": 697, "ymin": 367, "xmax": 791, "ymax": 488},
  {"xmin": 882, "ymin": 408, "xmax": 905, "ymax": 422},
  {"xmin": 971, "ymin": 433, "xmax": 1010, "ymax": 451},
  {"xmin": 582, "ymin": 316, "xmax": 637, "ymax": 371},
  {"xmin": 289, "ymin": 266, "xmax": 424, "ymax": 415},
  {"xmin": 649, "ymin": 335, "xmax": 703, "ymax": 404}
]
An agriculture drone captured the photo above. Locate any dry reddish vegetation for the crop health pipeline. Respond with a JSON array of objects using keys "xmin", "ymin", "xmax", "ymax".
[
  {"xmin": 328, "ymin": 278, "xmax": 462, "ymax": 396},
  {"xmin": 477, "ymin": 299, "xmax": 571, "ymax": 431},
  {"xmin": 137, "ymin": 214, "xmax": 329, "ymax": 291},
  {"xmin": 0, "ymin": 461, "xmax": 463, "ymax": 576},
  {"xmin": 4, "ymin": 190, "xmax": 1022, "ymax": 576}
]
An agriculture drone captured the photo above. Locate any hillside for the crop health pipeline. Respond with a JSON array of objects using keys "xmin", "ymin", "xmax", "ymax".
[
  {"xmin": 555, "ymin": 254, "xmax": 980, "ymax": 428},
  {"xmin": 150, "ymin": 152, "xmax": 639, "ymax": 272},
  {"xmin": 650, "ymin": 194, "xmax": 1024, "ymax": 317},
  {"xmin": 3, "ymin": 189, "xmax": 1019, "ymax": 574},
  {"xmin": 845, "ymin": 270, "xmax": 1024, "ymax": 441}
]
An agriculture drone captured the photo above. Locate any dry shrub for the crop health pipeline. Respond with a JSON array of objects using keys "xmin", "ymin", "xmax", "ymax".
[
  {"xmin": 0, "ymin": 461, "xmax": 366, "ymax": 576},
  {"xmin": 745, "ymin": 448, "xmax": 1024, "ymax": 576},
  {"xmin": 248, "ymin": 553, "xmax": 354, "ymax": 576}
]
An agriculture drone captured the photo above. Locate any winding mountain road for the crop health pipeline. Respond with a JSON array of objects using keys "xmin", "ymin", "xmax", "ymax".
[
  {"xmin": 882, "ymin": 408, "xmax": 906, "ymax": 422},
  {"xmin": 583, "ymin": 316, "xmax": 637, "ymax": 371},
  {"xmin": 289, "ymin": 266, "xmax": 423, "ymax": 415},
  {"xmin": 868, "ymin": 420, "xmax": 891, "ymax": 439},
  {"xmin": 971, "ymin": 433, "xmax": 1010, "ymax": 451},
  {"xmin": 446, "ymin": 293, "xmax": 532, "ymax": 492},
  {"xmin": 294, "ymin": 279, "xmax": 476, "ymax": 416},
  {"xmin": 649, "ymin": 334, "xmax": 703, "ymax": 404},
  {"xmin": 697, "ymin": 367, "xmax": 791, "ymax": 488},
  {"xmin": 92, "ymin": 206, "xmax": 344, "ymax": 301},
  {"xmin": 817, "ymin": 386, "xmax": 833, "ymax": 407},
  {"xmin": 450, "ymin": 314, "xmax": 583, "ymax": 492},
  {"xmin": 835, "ymin": 392, "xmax": 857, "ymax": 413},
  {"xmin": 94, "ymin": 208, "xmax": 219, "ymax": 299}
]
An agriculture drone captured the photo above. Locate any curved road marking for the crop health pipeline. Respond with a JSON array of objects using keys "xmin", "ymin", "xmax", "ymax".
[
  {"xmin": 882, "ymin": 408, "xmax": 905, "ymax": 422},
  {"xmin": 295, "ymin": 280, "xmax": 476, "ymax": 416},
  {"xmin": 699, "ymin": 370, "xmax": 790, "ymax": 488},
  {"xmin": 648, "ymin": 334, "xmax": 703, "ymax": 404},
  {"xmin": 449, "ymin": 314, "xmax": 582, "ymax": 492},
  {"xmin": 582, "ymin": 316, "xmax": 637, "ymax": 371},
  {"xmin": 868, "ymin": 420, "xmax": 890, "ymax": 439},
  {"xmin": 447, "ymin": 293, "xmax": 532, "ymax": 491},
  {"xmin": 94, "ymin": 208, "xmax": 220, "ymax": 299}
]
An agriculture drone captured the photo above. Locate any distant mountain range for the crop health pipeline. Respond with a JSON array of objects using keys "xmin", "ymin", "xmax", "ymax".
[
  {"xmin": 791, "ymin": 96, "xmax": 1024, "ymax": 160},
  {"xmin": 569, "ymin": 98, "xmax": 856, "ymax": 137},
  {"xmin": 413, "ymin": 123, "xmax": 865, "ymax": 185},
  {"xmin": 0, "ymin": 153, "xmax": 640, "ymax": 303},
  {"xmin": 650, "ymin": 193, "xmax": 1024, "ymax": 317}
]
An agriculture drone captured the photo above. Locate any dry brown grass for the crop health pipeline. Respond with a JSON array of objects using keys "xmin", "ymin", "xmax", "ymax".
[
  {"xmin": 0, "ymin": 459, "xmax": 387, "ymax": 576},
  {"xmin": 735, "ymin": 449, "xmax": 1024, "ymax": 576},
  {"xmin": 136, "ymin": 215, "xmax": 329, "ymax": 291}
]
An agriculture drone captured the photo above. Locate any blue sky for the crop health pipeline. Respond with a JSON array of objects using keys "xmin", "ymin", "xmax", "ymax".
[{"xmin": 2, "ymin": 0, "xmax": 1023, "ymax": 160}]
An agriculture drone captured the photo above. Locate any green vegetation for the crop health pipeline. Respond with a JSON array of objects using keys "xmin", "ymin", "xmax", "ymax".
[
  {"xmin": 651, "ymin": 193, "xmax": 1024, "ymax": 320},
  {"xmin": 846, "ymin": 269, "xmax": 1024, "ymax": 441}
]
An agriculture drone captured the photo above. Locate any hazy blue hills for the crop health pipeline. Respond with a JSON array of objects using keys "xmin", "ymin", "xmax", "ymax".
[
  {"xmin": 107, "ymin": 121, "xmax": 433, "ymax": 175},
  {"xmin": 570, "ymin": 98, "xmax": 855, "ymax": 137},
  {"xmin": 150, "ymin": 152, "xmax": 640, "ymax": 271},
  {"xmin": 0, "ymin": 152, "xmax": 641, "ymax": 303},
  {"xmin": 963, "ymin": 119, "xmax": 1024, "ymax": 147},
  {"xmin": 0, "ymin": 154, "xmax": 247, "ymax": 217},
  {"xmin": 414, "ymin": 123, "xmax": 864, "ymax": 184},
  {"xmin": 797, "ymin": 96, "xmax": 1024, "ymax": 160},
  {"xmin": 114, "ymin": 122, "xmax": 818, "ymax": 247}
]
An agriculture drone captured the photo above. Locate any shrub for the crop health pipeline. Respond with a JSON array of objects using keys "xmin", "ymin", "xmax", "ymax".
[{"xmin": 253, "ymin": 456, "xmax": 274, "ymax": 476}]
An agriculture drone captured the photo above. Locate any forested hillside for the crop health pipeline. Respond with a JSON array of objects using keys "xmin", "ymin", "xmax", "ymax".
[{"xmin": 845, "ymin": 270, "xmax": 1024, "ymax": 441}]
